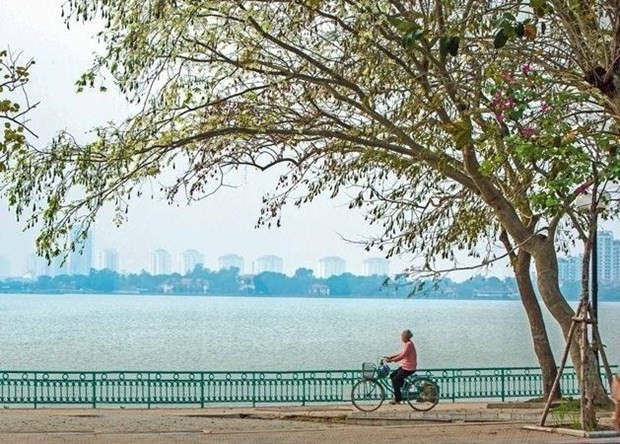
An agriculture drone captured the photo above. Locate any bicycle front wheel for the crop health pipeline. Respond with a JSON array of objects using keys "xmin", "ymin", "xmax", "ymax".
[
  {"xmin": 351, "ymin": 379, "xmax": 385, "ymax": 412},
  {"xmin": 405, "ymin": 377, "xmax": 439, "ymax": 412}
]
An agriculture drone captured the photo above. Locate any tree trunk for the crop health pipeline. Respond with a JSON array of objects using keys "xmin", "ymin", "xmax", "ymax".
[
  {"xmin": 513, "ymin": 249, "xmax": 561, "ymax": 401},
  {"xmin": 532, "ymin": 237, "xmax": 608, "ymax": 405},
  {"xmin": 579, "ymin": 300, "xmax": 597, "ymax": 430},
  {"xmin": 459, "ymin": 139, "xmax": 607, "ymax": 405}
]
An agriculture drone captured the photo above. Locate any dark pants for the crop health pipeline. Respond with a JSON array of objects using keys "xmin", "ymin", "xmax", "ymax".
[{"xmin": 390, "ymin": 367, "xmax": 415, "ymax": 402}]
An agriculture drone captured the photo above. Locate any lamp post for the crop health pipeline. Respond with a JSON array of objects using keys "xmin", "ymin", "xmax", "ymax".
[{"xmin": 591, "ymin": 228, "xmax": 598, "ymax": 333}]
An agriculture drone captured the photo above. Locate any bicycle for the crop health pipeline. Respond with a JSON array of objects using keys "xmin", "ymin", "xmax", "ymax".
[{"xmin": 351, "ymin": 359, "xmax": 440, "ymax": 412}]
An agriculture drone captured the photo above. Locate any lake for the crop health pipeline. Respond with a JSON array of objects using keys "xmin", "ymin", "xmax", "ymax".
[{"xmin": 0, "ymin": 294, "xmax": 617, "ymax": 371}]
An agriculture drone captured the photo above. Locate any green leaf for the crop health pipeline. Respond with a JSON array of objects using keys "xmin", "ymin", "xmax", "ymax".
[
  {"xmin": 439, "ymin": 36, "xmax": 450, "ymax": 57},
  {"xmin": 494, "ymin": 28, "xmax": 508, "ymax": 49},
  {"xmin": 531, "ymin": 0, "xmax": 551, "ymax": 17},
  {"xmin": 439, "ymin": 36, "xmax": 460, "ymax": 57},
  {"xmin": 515, "ymin": 22, "xmax": 525, "ymax": 38},
  {"xmin": 448, "ymin": 37, "xmax": 460, "ymax": 56},
  {"xmin": 388, "ymin": 17, "xmax": 415, "ymax": 34},
  {"xmin": 402, "ymin": 26, "xmax": 424, "ymax": 49}
]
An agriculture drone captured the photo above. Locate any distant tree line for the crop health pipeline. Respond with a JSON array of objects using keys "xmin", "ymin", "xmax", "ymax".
[{"xmin": 1, "ymin": 265, "xmax": 618, "ymax": 301}]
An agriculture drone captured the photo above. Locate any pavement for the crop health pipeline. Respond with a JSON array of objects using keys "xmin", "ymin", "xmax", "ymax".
[{"xmin": 0, "ymin": 402, "xmax": 618, "ymax": 443}]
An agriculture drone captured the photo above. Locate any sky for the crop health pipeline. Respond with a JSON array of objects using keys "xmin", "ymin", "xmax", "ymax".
[{"xmin": 0, "ymin": 1, "xmax": 613, "ymax": 279}]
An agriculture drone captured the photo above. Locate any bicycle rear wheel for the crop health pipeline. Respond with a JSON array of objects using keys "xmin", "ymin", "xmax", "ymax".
[
  {"xmin": 405, "ymin": 377, "xmax": 439, "ymax": 412},
  {"xmin": 351, "ymin": 379, "xmax": 385, "ymax": 412}
]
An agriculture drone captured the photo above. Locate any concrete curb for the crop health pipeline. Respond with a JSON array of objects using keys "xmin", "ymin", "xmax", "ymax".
[
  {"xmin": 523, "ymin": 425, "xmax": 620, "ymax": 439},
  {"xmin": 350, "ymin": 410, "xmax": 544, "ymax": 423}
]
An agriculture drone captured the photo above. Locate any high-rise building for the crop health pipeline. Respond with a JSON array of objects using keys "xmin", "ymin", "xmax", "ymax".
[
  {"xmin": 613, "ymin": 240, "xmax": 620, "ymax": 282},
  {"xmin": 558, "ymin": 255, "xmax": 581, "ymax": 283},
  {"xmin": 362, "ymin": 257, "xmax": 389, "ymax": 276},
  {"xmin": 318, "ymin": 256, "xmax": 346, "ymax": 278},
  {"xmin": 151, "ymin": 249, "xmax": 172, "ymax": 275},
  {"xmin": 0, "ymin": 256, "xmax": 10, "ymax": 278},
  {"xmin": 68, "ymin": 229, "xmax": 93, "ymax": 276},
  {"xmin": 26, "ymin": 254, "xmax": 67, "ymax": 277},
  {"xmin": 253, "ymin": 255, "xmax": 284, "ymax": 274},
  {"xmin": 180, "ymin": 249, "xmax": 204, "ymax": 274},
  {"xmin": 218, "ymin": 254, "xmax": 244, "ymax": 273},
  {"xmin": 98, "ymin": 248, "xmax": 120, "ymax": 272},
  {"xmin": 597, "ymin": 230, "xmax": 614, "ymax": 282}
]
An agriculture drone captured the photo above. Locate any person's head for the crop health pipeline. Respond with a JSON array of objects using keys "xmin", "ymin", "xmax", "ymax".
[{"xmin": 400, "ymin": 329, "xmax": 413, "ymax": 343}]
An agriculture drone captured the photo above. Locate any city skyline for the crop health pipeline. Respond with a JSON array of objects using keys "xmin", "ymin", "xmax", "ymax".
[
  {"xmin": 7, "ymin": 228, "xmax": 620, "ymax": 281},
  {"xmin": 1, "ymin": 245, "xmax": 393, "ymax": 278}
]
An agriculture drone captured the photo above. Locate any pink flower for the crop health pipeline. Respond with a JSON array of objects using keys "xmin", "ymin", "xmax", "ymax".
[
  {"xmin": 522, "ymin": 64, "xmax": 532, "ymax": 74},
  {"xmin": 520, "ymin": 126, "xmax": 537, "ymax": 139},
  {"xmin": 540, "ymin": 101, "xmax": 550, "ymax": 112},
  {"xmin": 494, "ymin": 112, "xmax": 504, "ymax": 123},
  {"xmin": 501, "ymin": 71, "xmax": 517, "ymax": 84},
  {"xmin": 504, "ymin": 97, "xmax": 515, "ymax": 108},
  {"xmin": 491, "ymin": 91, "xmax": 503, "ymax": 108}
]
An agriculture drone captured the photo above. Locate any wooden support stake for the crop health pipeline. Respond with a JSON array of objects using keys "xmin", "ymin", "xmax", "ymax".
[{"xmin": 539, "ymin": 299, "xmax": 583, "ymax": 427}]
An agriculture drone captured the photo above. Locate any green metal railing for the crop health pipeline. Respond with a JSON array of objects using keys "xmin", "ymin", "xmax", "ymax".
[{"xmin": 0, "ymin": 366, "xmax": 616, "ymax": 408}]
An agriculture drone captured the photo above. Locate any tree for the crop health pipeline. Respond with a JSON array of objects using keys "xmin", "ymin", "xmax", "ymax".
[
  {"xmin": 2, "ymin": 0, "xmax": 617, "ymax": 415},
  {"xmin": 292, "ymin": 267, "xmax": 315, "ymax": 294}
]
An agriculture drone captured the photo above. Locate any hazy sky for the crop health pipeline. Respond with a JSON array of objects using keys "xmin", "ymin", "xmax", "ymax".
[{"xmin": 0, "ymin": 1, "xmax": 610, "ymax": 279}]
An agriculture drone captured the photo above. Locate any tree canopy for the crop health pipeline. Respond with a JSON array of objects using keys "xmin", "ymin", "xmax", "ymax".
[{"xmin": 1, "ymin": 1, "xmax": 616, "ymax": 263}]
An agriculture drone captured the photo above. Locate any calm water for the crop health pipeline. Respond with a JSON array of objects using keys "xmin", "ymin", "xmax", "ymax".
[{"xmin": 0, "ymin": 295, "xmax": 618, "ymax": 371}]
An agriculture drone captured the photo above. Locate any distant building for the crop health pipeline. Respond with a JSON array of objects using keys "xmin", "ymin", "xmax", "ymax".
[
  {"xmin": 557, "ymin": 230, "xmax": 620, "ymax": 285},
  {"xmin": 309, "ymin": 283, "xmax": 330, "ymax": 297},
  {"xmin": 558, "ymin": 255, "xmax": 581, "ymax": 283},
  {"xmin": 318, "ymin": 256, "xmax": 346, "ymax": 278},
  {"xmin": 218, "ymin": 254, "xmax": 244, "ymax": 273},
  {"xmin": 598, "ymin": 230, "xmax": 614, "ymax": 282},
  {"xmin": 68, "ymin": 229, "xmax": 93, "ymax": 276},
  {"xmin": 151, "ymin": 249, "xmax": 172, "ymax": 275},
  {"xmin": 253, "ymin": 255, "xmax": 283, "ymax": 274},
  {"xmin": 98, "ymin": 248, "xmax": 120, "ymax": 272},
  {"xmin": 26, "ymin": 253, "xmax": 67, "ymax": 278},
  {"xmin": 0, "ymin": 256, "xmax": 10, "ymax": 278},
  {"xmin": 362, "ymin": 258, "xmax": 389, "ymax": 276},
  {"xmin": 614, "ymin": 240, "xmax": 620, "ymax": 282},
  {"xmin": 179, "ymin": 249, "xmax": 204, "ymax": 274},
  {"xmin": 239, "ymin": 274, "xmax": 255, "ymax": 294}
]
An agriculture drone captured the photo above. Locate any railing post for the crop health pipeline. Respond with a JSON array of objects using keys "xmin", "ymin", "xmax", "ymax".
[
  {"xmin": 252, "ymin": 373, "xmax": 256, "ymax": 408},
  {"xmin": 201, "ymin": 372, "xmax": 205, "ymax": 409},
  {"xmin": 92, "ymin": 373, "xmax": 96, "ymax": 408},
  {"xmin": 302, "ymin": 372, "xmax": 306, "ymax": 407},
  {"xmin": 147, "ymin": 373, "xmax": 151, "ymax": 409},
  {"xmin": 33, "ymin": 372, "xmax": 37, "ymax": 409},
  {"xmin": 501, "ymin": 369, "xmax": 505, "ymax": 402},
  {"xmin": 451, "ymin": 370, "xmax": 456, "ymax": 403}
]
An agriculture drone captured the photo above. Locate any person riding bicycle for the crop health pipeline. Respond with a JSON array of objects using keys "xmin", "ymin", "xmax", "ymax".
[{"xmin": 384, "ymin": 329, "xmax": 417, "ymax": 405}]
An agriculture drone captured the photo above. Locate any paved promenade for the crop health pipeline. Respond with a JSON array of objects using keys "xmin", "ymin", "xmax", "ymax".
[{"xmin": 0, "ymin": 402, "xmax": 617, "ymax": 443}]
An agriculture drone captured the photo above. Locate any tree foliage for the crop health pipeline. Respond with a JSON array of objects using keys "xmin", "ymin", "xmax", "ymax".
[
  {"xmin": 1, "ymin": 1, "xmax": 615, "ymax": 263},
  {"xmin": 0, "ymin": 49, "xmax": 36, "ymax": 169}
]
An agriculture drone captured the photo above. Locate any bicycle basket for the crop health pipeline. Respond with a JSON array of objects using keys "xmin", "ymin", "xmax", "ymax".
[{"xmin": 362, "ymin": 362, "xmax": 376, "ymax": 379}]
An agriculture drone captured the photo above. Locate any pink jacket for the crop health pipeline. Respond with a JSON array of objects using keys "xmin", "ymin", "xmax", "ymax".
[{"xmin": 388, "ymin": 341, "xmax": 417, "ymax": 371}]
